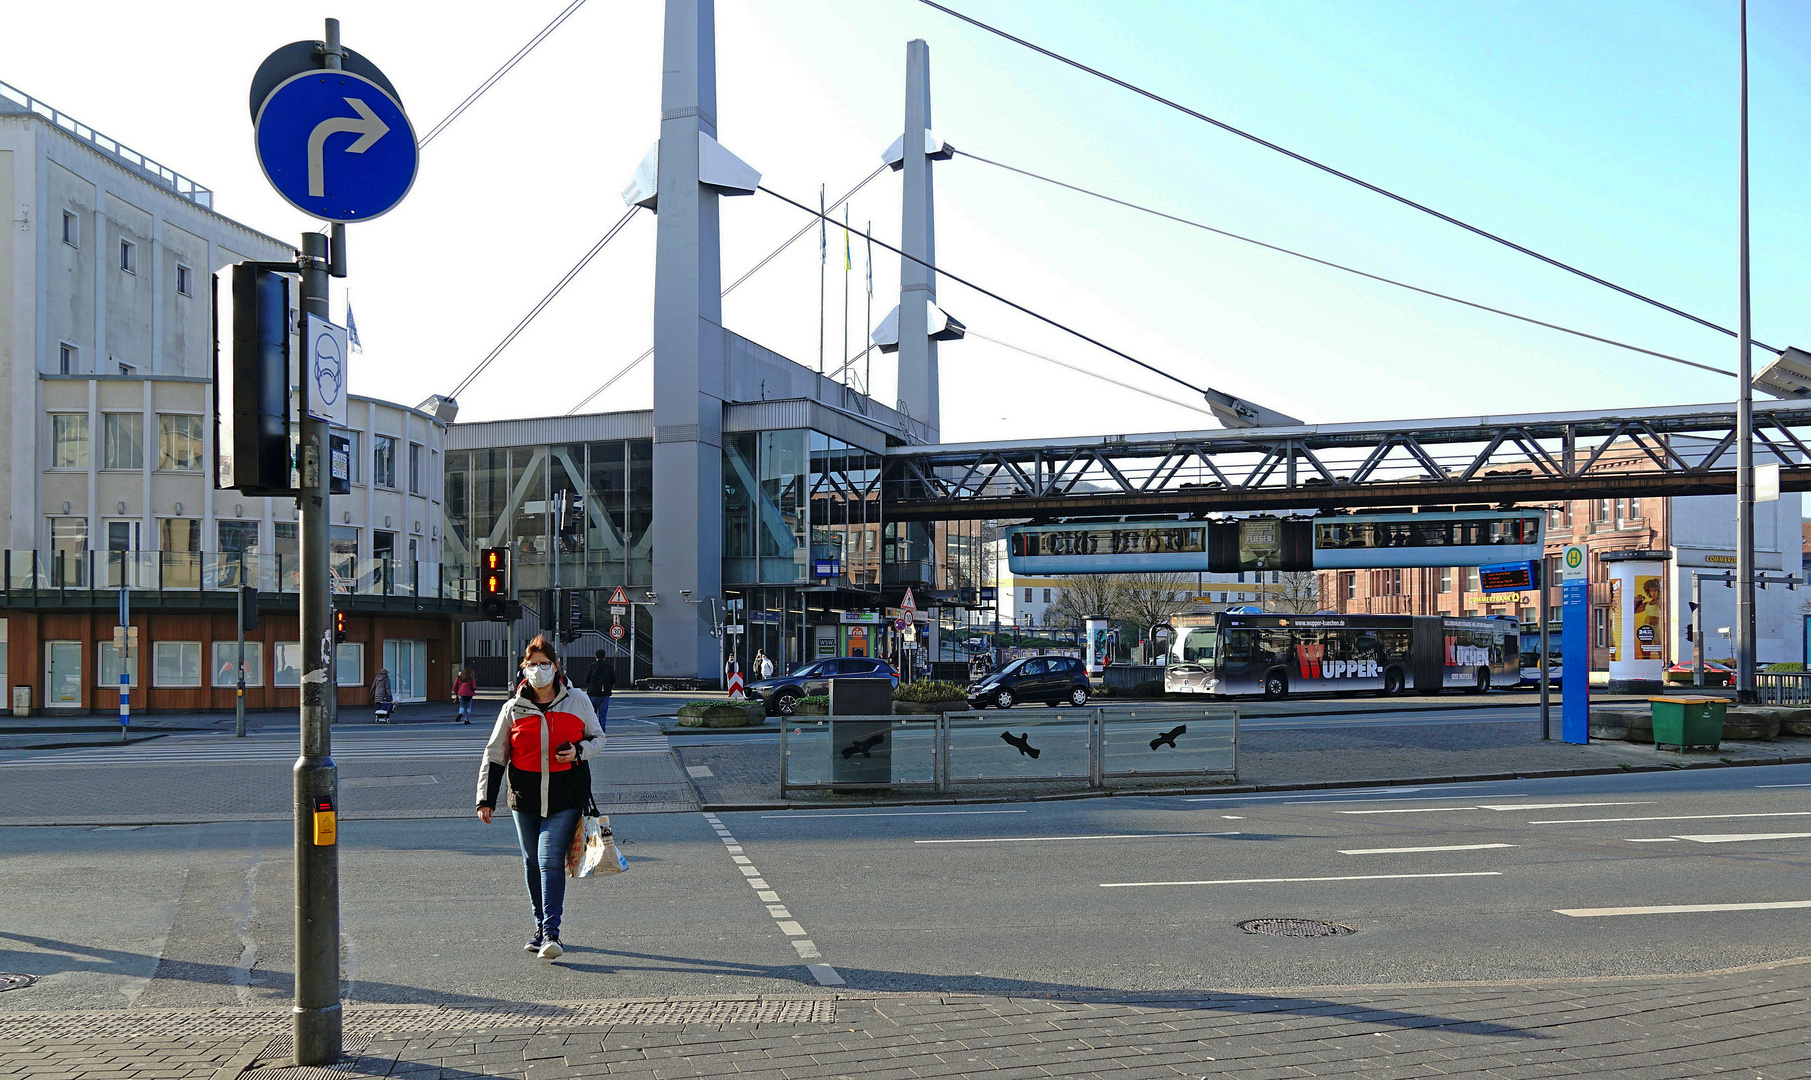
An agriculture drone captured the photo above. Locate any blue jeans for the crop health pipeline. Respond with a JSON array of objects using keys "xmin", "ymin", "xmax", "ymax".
[
  {"xmin": 512, "ymin": 806, "xmax": 581, "ymax": 938},
  {"xmin": 589, "ymin": 694, "xmax": 609, "ymax": 729}
]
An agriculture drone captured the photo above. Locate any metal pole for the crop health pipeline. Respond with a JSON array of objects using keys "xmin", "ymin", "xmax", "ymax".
[
  {"xmin": 119, "ymin": 587, "xmax": 129, "ymax": 741},
  {"xmin": 818, "ymin": 183, "xmax": 826, "ymax": 374},
  {"xmin": 292, "ymin": 20, "xmax": 342, "ymax": 1067},
  {"xmin": 1538, "ymin": 591, "xmax": 1550, "ymax": 740},
  {"xmin": 1735, "ymin": 0, "xmax": 1757, "ymax": 703},
  {"xmin": 1693, "ymin": 572, "xmax": 1706, "ymax": 687},
  {"xmin": 236, "ymin": 586, "xmax": 247, "ymax": 737}
]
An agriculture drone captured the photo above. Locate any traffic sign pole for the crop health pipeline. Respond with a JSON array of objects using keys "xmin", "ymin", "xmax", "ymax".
[{"xmin": 290, "ymin": 24, "xmax": 344, "ymax": 1068}]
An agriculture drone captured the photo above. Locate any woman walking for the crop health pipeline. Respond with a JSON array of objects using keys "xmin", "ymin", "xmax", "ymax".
[
  {"xmin": 475, "ymin": 635, "xmax": 603, "ymax": 959},
  {"xmin": 452, "ymin": 667, "xmax": 477, "ymax": 724}
]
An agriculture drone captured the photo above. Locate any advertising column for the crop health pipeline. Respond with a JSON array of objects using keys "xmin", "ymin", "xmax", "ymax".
[
  {"xmin": 1084, "ymin": 615, "xmax": 1111, "ymax": 675},
  {"xmin": 1603, "ymin": 551, "xmax": 1671, "ymax": 694}
]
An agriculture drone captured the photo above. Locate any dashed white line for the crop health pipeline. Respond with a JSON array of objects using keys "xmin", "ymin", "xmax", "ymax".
[
  {"xmin": 1673, "ymin": 832, "xmax": 1811, "ymax": 844},
  {"xmin": 1756, "ymin": 783, "xmax": 1811, "ymax": 789},
  {"xmin": 806, "ymin": 963, "xmax": 844, "ymax": 985},
  {"xmin": 913, "ymin": 832, "xmax": 1240, "ymax": 845},
  {"xmin": 703, "ymin": 812, "xmax": 843, "ymax": 986},
  {"xmin": 1532, "ymin": 811, "xmax": 1811, "ymax": 825},
  {"xmin": 1100, "ymin": 871, "xmax": 1502, "ymax": 888},
  {"xmin": 1338, "ymin": 843, "xmax": 1517, "ymax": 855},
  {"xmin": 1340, "ymin": 802, "xmax": 1647, "ymax": 816},
  {"xmin": 760, "ymin": 809, "xmax": 1028, "ymax": 819},
  {"xmin": 1556, "ymin": 900, "xmax": 1811, "ymax": 917}
]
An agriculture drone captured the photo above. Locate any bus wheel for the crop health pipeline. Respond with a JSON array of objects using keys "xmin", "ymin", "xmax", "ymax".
[
  {"xmin": 1469, "ymin": 668, "xmax": 1490, "ymax": 694},
  {"xmin": 1381, "ymin": 668, "xmax": 1404, "ymax": 696},
  {"xmin": 1264, "ymin": 672, "xmax": 1288, "ymax": 700}
]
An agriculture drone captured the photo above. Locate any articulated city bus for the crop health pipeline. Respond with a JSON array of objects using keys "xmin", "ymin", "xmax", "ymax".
[{"xmin": 1165, "ymin": 611, "xmax": 1520, "ymax": 698}]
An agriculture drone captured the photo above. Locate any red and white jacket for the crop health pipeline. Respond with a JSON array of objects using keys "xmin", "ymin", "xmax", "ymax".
[{"xmin": 476, "ymin": 683, "xmax": 605, "ymax": 816}]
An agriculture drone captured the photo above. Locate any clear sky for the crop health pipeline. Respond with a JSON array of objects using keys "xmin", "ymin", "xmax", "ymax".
[{"xmin": 3, "ymin": 1, "xmax": 1806, "ymax": 438}]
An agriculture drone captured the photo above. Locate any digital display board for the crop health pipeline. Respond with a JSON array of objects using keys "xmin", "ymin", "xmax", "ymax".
[{"xmin": 1478, "ymin": 560, "xmax": 1538, "ymax": 594}]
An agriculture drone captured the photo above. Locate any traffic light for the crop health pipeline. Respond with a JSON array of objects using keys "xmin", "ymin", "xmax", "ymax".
[
  {"xmin": 481, "ymin": 547, "xmax": 511, "ymax": 620},
  {"xmin": 239, "ymin": 586, "xmax": 259, "ymax": 632},
  {"xmin": 333, "ymin": 609, "xmax": 347, "ymax": 643},
  {"xmin": 221, "ymin": 264, "xmax": 294, "ymax": 495}
]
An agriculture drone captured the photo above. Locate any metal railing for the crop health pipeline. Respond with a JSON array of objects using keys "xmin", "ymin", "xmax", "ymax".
[
  {"xmin": 780, "ymin": 704, "xmax": 1237, "ymax": 793},
  {"xmin": 0, "ymin": 80, "xmax": 213, "ymax": 207},
  {"xmin": 7, "ymin": 549, "xmax": 480, "ymax": 604},
  {"xmin": 1756, "ymin": 673, "xmax": 1811, "ymax": 705}
]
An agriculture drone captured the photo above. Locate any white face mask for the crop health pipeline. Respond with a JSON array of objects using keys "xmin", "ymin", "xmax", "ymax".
[{"xmin": 523, "ymin": 662, "xmax": 555, "ymax": 689}]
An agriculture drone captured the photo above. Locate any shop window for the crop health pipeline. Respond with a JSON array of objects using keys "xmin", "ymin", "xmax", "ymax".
[
  {"xmin": 152, "ymin": 641, "xmax": 202, "ymax": 687},
  {"xmin": 211, "ymin": 642, "xmax": 264, "ymax": 687},
  {"xmin": 97, "ymin": 642, "xmax": 138, "ymax": 687}
]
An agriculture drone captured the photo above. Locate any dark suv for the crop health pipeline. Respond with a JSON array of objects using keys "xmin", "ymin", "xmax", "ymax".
[
  {"xmin": 966, "ymin": 656, "xmax": 1091, "ymax": 709},
  {"xmin": 745, "ymin": 656, "xmax": 898, "ymax": 716}
]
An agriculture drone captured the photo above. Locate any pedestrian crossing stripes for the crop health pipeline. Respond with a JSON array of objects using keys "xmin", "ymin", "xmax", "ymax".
[{"xmin": 0, "ymin": 733, "xmax": 671, "ymax": 768}]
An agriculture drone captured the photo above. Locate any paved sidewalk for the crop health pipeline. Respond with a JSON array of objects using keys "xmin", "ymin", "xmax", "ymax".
[{"xmin": 3, "ymin": 957, "xmax": 1808, "ymax": 1079}]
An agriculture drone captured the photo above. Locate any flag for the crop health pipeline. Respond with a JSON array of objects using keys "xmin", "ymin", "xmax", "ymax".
[
  {"xmin": 346, "ymin": 305, "xmax": 363, "ymax": 353},
  {"xmin": 843, "ymin": 207, "xmax": 852, "ymax": 271},
  {"xmin": 865, "ymin": 220, "xmax": 873, "ymax": 297}
]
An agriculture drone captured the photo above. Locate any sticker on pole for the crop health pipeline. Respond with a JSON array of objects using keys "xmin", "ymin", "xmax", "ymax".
[
  {"xmin": 255, "ymin": 70, "xmax": 417, "ymax": 221},
  {"xmin": 304, "ymin": 314, "xmax": 349, "ymax": 425}
]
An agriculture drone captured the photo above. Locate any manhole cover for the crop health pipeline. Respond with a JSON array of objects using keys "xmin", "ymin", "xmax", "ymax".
[
  {"xmin": 1238, "ymin": 918, "xmax": 1354, "ymax": 938},
  {"xmin": 0, "ymin": 973, "xmax": 38, "ymax": 992}
]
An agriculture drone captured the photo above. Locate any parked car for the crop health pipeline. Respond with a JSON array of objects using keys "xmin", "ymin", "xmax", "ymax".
[
  {"xmin": 966, "ymin": 655, "xmax": 1091, "ymax": 709},
  {"xmin": 744, "ymin": 656, "xmax": 898, "ymax": 716},
  {"xmin": 1664, "ymin": 660, "xmax": 1733, "ymax": 686}
]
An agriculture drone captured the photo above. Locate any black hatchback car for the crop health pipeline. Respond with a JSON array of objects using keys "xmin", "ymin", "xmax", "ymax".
[
  {"xmin": 744, "ymin": 656, "xmax": 898, "ymax": 716},
  {"xmin": 966, "ymin": 656, "xmax": 1091, "ymax": 709}
]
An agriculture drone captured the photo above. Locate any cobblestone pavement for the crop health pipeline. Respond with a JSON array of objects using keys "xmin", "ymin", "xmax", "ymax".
[{"xmin": 3, "ymin": 957, "xmax": 1808, "ymax": 1079}]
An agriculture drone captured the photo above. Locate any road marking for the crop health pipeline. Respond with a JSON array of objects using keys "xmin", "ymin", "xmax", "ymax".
[
  {"xmin": 1100, "ymin": 872, "xmax": 1502, "ymax": 888},
  {"xmin": 1184, "ymin": 788, "xmax": 1416, "ymax": 802},
  {"xmin": 791, "ymin": 940, "xmax": 821, "ymax": 959},
  {"xmin": 686, "ymin": 765, "xmax": 714, "ymax": 778},
  {"xmin": 341, "ymin": 774, "xmax": 438, "ymax": 788},
  {"xmin": 761, "ymin": 809, "xmax": 1028, "ymax": 819},
  {"xmin": 702, "ymin": 810, "xmax": 843, "ymax": 987},
  {"xmin": 775, "ymin": 921, "xmax": 807, "ymax": 936},
  {"xmin": 766, "ymin": 905, "xmax": 792, "ymax": 918},
  {"xmin": 914, "ymin": 832, "xmax": 1240, "ymax": 845},
  {"xmin": 1757, "ymin": 783, "xmax": 1811, "ymax": 789},
  {"xmin": 1674, "ymin": 832, "xmax": 1811, "ymax": 844},
  {"xmin": 1624, "ymin": 838, "xmax": 1682, "ymax": 843},
  {"xmin": 1338, "ymin": 843, "xmax": 1517, "ymax": 855},
  {"xmin": 807, "ymin": 963, "xmax": 844, "ymax": 986},
  {"xmin": 1341, "ymin": 801, "xmax": 1645, "ymax": 816},
  {"xmin": 0, "ymin": 732, "xmax": 673, "ymax": 767},
  {"xmin": 1556, "ymin": 900, "xmax": 1811, "ymax": 917},
  {"xmin": 1531, "ymin": 811, "xmax": 1811, "ymax": 824}
]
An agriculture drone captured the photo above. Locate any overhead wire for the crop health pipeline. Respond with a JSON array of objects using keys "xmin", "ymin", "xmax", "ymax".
[
  {"xmin": 963, "ymin": 329, "xmax": 1217, "ymax": 416},
  {"xmin": 914, "ymin": 0, "xmax": 1779, "ymax": 356},
  {"xmin": 954, "ymin": 149, "xmax": 1738, "ymax": 379},
  {"xmin": 758, "ymin": 183, "xmax": 1215, "ymax": 398},
  {"xmin": 418, "ymin": 0, "xmax": 591, "ymax": 149},
  {"xmin": 566, "ymin": 164, "xmax": 893, "ymax": 414},
  {"xmin": 449, "ymin": 205, "xmax": 641, "ymax": 400}
]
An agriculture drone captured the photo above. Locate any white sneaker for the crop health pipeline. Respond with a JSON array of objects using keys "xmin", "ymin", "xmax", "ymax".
[{"xmin": 537, "ymin": 935, "xmax": 563, "ymax": 959}]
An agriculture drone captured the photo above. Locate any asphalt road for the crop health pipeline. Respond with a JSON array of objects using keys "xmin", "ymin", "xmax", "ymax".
[{"xmin": 2, "ymin": 740, "xmax": 1808, "ymax": 1013}]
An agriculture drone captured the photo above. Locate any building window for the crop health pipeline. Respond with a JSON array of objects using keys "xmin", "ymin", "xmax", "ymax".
[
  {"xmin": 1438, "ymin": 567, "xmax": 1453, "ymax": 593},
  {"xmin": 102, "ymin": 412, "xmax": 144, "ymax": 470},
  {"xmin": 211, "ymin": 641, "xmax": 265, "ymax": 688},
  {"xmin": 61, "ymin": 211, "xmax": 77, "ymax": 247},
  {"xmin": 152, "ymin": 641, "xmax": 202, "ymax": 687},
  {"xmin": 175, "ymin": 264, "xmax": 192, "ymax": 297},
  {"xmin": 408, "ymin": 442, "xmax": 424, "ymax": 494},
  {"xmin": 1465, "ymin": 567, "xmax": 1480, "ymax": 592},
  {"xmin": 58, "ymin": 342, "xmax": 77, "ymax": 374},
  {"xmin": 373, "ymin": 435, "xmax": 397, "ymax": 488},
  {"xmin": 1627, "ymin": 498, "xmax": 1641, "ymax": 521},
  {"xmin": 1342, "ymin": 572, "xmax": 1356, "ymax": 600},
  {"xmin": 1594, "ymin": 607, "xmax": 1610, "ymax": 648},
  {"xmin": 274, "ymin": 642, "xmax": 304, "ymax": 687},
  {"xmin": 97, "ymin": 642, "xmax": 139, "ymax": 688},
  {"xmin": 330, "ymin": 525, "xmax": 358, "ymax": 584},
  {"xmin": 119, "ymin": 239, "xmax": 135, "ymax": 274},
  {"xmin": 336, "ymin": 643, "xmax": 364, "ymax": 687},
  {"xmin": 157, "ymin": 414, "xmax": 203, "ymax": 470},
  {"xmin": 50, "ymin": 413, "xmax": 89, "ymax": 468},
  {"xmin": 1042, "ymin": 588, "xmax": 1051, "ymax": 603},
  {"xmin": 1023, "ymin": 587, "xmax": 1032, "ymax": 603}
]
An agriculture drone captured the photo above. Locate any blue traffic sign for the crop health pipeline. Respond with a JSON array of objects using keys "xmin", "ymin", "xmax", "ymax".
[{"xmin": 255, "ymin": 70, "xmax": 416, "ymax": 221}]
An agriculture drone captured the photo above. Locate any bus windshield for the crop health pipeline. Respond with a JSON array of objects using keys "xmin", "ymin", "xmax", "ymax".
[{"xmin": 1173, "ymin": 628, "xmax": 1217, "ymax": 665}]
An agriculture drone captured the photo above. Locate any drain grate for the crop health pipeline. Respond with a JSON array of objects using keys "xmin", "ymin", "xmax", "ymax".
[
  {"xmin": 1238, "ymin": 918, "xmax": 1354, "ymax": 938},
  {"xmin": 0, "ymin": 973, "xmax": 37, "ymax": 992}
]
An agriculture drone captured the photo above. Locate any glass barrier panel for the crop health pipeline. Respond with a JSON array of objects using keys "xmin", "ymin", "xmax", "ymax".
[
  {"xmin": 1100, "ymin": 705, "xmax": 1237, "ymax": 777},
  {"xmin": 780, "ymin": 717, "xmax": 936, "ymax": 788},
  {"xmin": 161, "ymin": 551, "xmax": 201, "ymax": 589},
  {"xmin": 780, "ymin": 718, "xmax": 833, "ymax": 787},
  {"xmin": 944, "ymin": 711, "xmax": 1090, "ymax": 782}
]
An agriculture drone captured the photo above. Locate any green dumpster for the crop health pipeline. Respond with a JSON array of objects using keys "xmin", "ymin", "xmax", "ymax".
[{"xmin": 1650, "ymin": 696, "xmax": 1725, "ymax": 751}]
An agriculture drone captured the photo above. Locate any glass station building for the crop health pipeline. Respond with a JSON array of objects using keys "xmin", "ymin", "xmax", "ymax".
[{"xmin": 445, "ymin": 336, "xmax": 983, "ymax": 684}]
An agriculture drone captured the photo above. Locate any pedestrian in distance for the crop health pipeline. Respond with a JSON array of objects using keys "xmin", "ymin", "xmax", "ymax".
[
  {"xmin": 476, "ymin": 634, "xmax": 603, "ymax": 960},
  {"xmin": 757, "ymin": 650, "xmax": 774, "ymax": 680},
  {"xmin": 452, "ymin": 667, "xmax": 477, "ymax": 724},
  {"xmin": 582, "ymin": 649, "xmax": 615, "ymax": 730},
  {"xmin": 371, "ymin": 666, "xmax": 394, "ymax": 724}
]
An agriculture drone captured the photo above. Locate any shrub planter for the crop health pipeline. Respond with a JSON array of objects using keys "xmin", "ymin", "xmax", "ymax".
[
  {"xmin": 892, "ymin": 700, "xmax": 967, "ymax": 716},
  {"xmin": 792, "ymin": 699, "xmax": 829, "ymax": 717},
  {"xmin": 677, "ymin": 701, "xmax": 763, "ymax": 728}
]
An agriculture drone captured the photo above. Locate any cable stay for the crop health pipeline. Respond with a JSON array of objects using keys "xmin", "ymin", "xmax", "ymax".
[
  {"xmin": 954, "ymin": 149, "xmax": 1736, "ymax": 380},
  {"xmin": 419, "ymin": 0, "xmax": 591, "ymax": 149},
  {"xmin": 963, "ymin": 329, "xmax": 1218, "ymax": 417},
  {"xmin": 916, "ymin": 0, "xmax": 1778, "ymax": 355}
]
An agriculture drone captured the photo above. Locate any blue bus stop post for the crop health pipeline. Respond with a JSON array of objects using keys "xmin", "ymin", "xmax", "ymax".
[
  {"xmin": 118, "ymin": 587, "xmax": 130, "ymax": 740},
  {"xmin": 1561, "ymin": 578, "xmax": 1589, "ymax": 743}
]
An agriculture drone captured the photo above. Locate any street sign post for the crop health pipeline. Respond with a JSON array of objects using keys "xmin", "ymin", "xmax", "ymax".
[
  {"xmin": 1561, "ymin": 545, "xmax": 1588, "ymax": 744},
  {"xmin": 244, "ymin": 19, "xmax": 415, "ymax": 1067}
]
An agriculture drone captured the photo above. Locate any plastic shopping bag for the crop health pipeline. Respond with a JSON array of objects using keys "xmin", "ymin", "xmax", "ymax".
[{"xmin": 578, "ymin": 814, "xmax": 629, "ymax": 877}]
